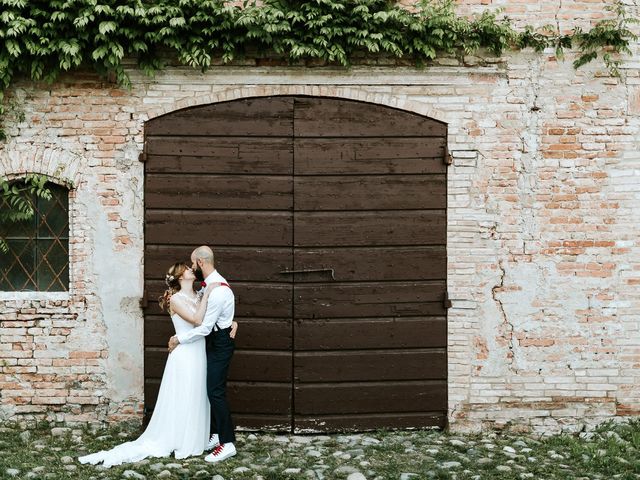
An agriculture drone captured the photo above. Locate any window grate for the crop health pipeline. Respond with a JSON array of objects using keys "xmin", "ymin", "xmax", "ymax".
[{"xmin": 0, "ymin": 182, "xmax": 69, "ymax": 292}]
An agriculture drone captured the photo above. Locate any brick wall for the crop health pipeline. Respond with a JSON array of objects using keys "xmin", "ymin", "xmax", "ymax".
[{"xmin": 1, "ymin": 0, "xmax": 638, "ymax": 431}]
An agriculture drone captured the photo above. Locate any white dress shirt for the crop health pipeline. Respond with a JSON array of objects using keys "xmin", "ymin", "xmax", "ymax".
[{"xmin": 176, "ymin": 270, "xmax": 235, "ymax": 344}]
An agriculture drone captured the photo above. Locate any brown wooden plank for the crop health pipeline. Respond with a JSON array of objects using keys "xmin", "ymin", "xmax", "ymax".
[
  {"xmin": 295, "ymin": 349, "xmax": 446, "ymax": 382},
  {"xmin": 233, "ymin": 414, "xmax": 291, "ymax": 431},
  {"xmin": 146, "ymin": 96, "xmax": 294, "ymax": 136},
  {"xmin": 144, "ymin": 350, "xmax": 169, "ymax": 379},
  {"xmin": 144, "ymin": 380, "xmax": 160, "ymax": 413},
  {"xmin": 145, "ymin": 138, "xmax": 293, "ymax": 174},
  {"xmin": 294, "ymin": 138, "xmax": 446, "ymax": 175},
  {"xmin": 294, "ymin": 412, "xmax": 446, "ymax": 432},
  {"xmin": 227, "ymin": 382, "xmax": 292, "ymax": 414},
  {"xmin": 145, "ymin": 245, "xmax": 291, "ymax": 283},
  {"xmin": 146, "ymin": 136, "xmax": 294, "ymax": 161},
  {"xmin": 294, "ymin": 317, "xmax": 446, "ymax": 350},
  {"xmin": 292, "ymin": 246, "xmax": 445, "ymax": 282},
  {"xmin": 144, "ymin": 316, "xmax": 292, "ymax": 350},
  {"xmin": 144, "ymin": 350, "xmax": 292, "ymax": 382},
  {"xmin": 294, "ymin": 381, "xmax": 447, "ymax": 414},
  {"xmin": 144, "ymin": 281, "xmax": 292, "ymax": 318},
  {"xmin": 294, "ymin": 281, "xmax": 446, "ymax": 318},
  {"xmin": 294, "ymin": 97, "xmax": 446, "ymax": 137},
  {"xmin": 232, "ymin": 319, "xmax": 292, "ymax": 350},
  {"xmin": 295, "ymin": 175, "xmax": 445, "ymax": 211},
  {"xmin": 143, "ymin": 315, "xmax": 175, "ymax": 347},
  {"xmin": 294, "ymin": 211, "xmax": 446, "ymax": 247},
  {"xmin": 229, "ymin": 351, "xmax": 292, "ymax": 382},
  {"xmin": 145, "ymin": 211, "xmax": 292, "ymax": 247},
  {"xmin": 146, "ymin": 174, "xmax": 292, "ymax": 210},
  {"xmin": 145, "ymin": 380, "xmax": 292, "ymax": 416}
]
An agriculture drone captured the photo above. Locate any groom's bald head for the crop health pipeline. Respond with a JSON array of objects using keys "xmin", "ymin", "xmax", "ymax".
[{"xmin": 192, "ymin": 245, "xmax": 214, "ymax": 267}]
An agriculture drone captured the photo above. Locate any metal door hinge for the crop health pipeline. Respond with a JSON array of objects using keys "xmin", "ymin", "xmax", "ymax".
[
  {"xmin": 139, "ymin": 142, "xmax": 147, "ymax": 162},
  {"xmin": 443, "ymin": 292, "xmax": 452, "ymax": 309},
  {"xmin": 445, "ymin": 153, "xmax": 453, "ymax": 165}
]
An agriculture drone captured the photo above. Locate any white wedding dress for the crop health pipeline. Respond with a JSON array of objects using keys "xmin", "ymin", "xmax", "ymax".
[{"xmin": 79, "ymin": 292, "xmax": 210, "ymax": 467}]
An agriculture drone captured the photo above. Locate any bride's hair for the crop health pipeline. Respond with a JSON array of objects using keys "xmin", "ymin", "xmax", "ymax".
[{"xmin": 158, "ymin": 262, "xmax": 190, "ymax": 312}]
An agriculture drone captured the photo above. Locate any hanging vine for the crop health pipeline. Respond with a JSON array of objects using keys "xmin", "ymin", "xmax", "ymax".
[{"xmin": 0, "ymin": 0, "xmax": 637, "ymax": 140}]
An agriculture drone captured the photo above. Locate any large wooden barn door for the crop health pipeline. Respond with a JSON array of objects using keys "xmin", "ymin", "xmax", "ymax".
[{"xmin": 143, "ymin": 96, "xmax": 448, "ymax": 432}]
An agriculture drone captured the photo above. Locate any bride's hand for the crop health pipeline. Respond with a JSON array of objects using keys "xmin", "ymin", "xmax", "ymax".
[
  {"xmin": 230, "ymin": 321, "xmax": 238, "ymax": 339},
  {"xmin": 203, "ymin": 284, "xmax": 215, "ymax": 297}
]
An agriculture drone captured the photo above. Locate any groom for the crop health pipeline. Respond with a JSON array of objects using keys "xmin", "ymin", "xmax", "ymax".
[{"xmin": 168, "ymin": 245, "xmax": 237, "ymax": 463}]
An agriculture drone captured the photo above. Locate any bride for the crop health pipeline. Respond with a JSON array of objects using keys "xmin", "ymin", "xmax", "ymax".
[{"xmin": 79, "ymin": 262, "xmax": 237, "ymax": 467}]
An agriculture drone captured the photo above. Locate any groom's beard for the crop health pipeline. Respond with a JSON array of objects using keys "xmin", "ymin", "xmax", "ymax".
[{"xmin": 194, "ymin": 266, "xmax": 205, "ymax": 282}]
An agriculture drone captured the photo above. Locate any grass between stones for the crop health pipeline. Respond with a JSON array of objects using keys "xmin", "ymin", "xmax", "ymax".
[{"xmin": 0, "ymin": 419, "xmax": 639, "ymax": 479}]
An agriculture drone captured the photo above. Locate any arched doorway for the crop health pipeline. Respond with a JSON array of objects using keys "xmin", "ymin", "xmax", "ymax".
[{"xmin": 142, "ymin": 96, "xmax": 448, "ymax": 432}]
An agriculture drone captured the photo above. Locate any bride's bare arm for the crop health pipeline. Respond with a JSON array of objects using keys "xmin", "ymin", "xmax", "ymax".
[{"xmin": 170, "ymin": 289, "xmax": 211, "ymax": 326}]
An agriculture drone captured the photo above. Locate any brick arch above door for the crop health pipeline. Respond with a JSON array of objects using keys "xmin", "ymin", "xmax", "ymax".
[
  {"xmin": 144, "ymin": 85, "xmax": 449, "ymax": 125},
  {"xmin": 142, "ymin": 96, "xmax": 448, "ymax": 432}
]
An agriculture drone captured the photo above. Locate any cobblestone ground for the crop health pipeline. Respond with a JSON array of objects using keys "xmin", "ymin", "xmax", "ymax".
[{"xmin": 0, "ymin": 420, "xmax": 639, "ymax": 480}]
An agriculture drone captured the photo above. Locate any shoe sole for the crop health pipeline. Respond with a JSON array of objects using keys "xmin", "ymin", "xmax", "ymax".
[{"xmin": 204, "ymin": 451, "xmax": 236, "ymax": 463}]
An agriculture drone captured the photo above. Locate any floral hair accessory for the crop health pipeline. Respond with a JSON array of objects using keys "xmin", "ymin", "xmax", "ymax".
[{"xmin": 165, "ymin": 274, "xmax": 175, "ymax": 286}]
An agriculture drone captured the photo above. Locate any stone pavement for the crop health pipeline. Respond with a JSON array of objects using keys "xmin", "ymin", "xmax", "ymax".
[{"xmin": 1, "ymin": 421, "xmax": 639, "ymax": 479}]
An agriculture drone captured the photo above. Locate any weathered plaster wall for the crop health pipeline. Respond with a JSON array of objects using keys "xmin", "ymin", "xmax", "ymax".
[
  {"xmin": 0, "ymin": 139, "xmax": 145, "ymax": 423},
  {"xmin": 0, "ymin": 0, "xmax": 639, "ymax": 431}
]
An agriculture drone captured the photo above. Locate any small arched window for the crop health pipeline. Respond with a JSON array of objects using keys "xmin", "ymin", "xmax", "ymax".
[{"xmin": 0, "ymin": 181, "xmax": 70, "ymax": 291}]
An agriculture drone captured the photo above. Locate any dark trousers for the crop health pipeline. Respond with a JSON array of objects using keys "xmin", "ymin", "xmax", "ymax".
[{"xmin": 206, "ymin": 327, "xmax": 235, "ymax": 444}]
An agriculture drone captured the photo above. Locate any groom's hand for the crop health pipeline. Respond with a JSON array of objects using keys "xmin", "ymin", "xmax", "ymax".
[
  {"xmin": 230, "ymin": 321, "xmax": 238, "ymax": 339},
  {"xmin": 168, "ymin": 335, "xmax": 179, "ymax": 352}
]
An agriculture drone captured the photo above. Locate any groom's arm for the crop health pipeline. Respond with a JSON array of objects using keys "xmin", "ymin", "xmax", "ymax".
[{"xmin": 176, "ymin": 289, "xmax": 223, "ymax": 344}]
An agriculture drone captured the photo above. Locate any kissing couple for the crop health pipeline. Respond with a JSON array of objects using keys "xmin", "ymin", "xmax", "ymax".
[{"xmin": 79, "ymin": 246, "xmax": 239, "ymax": 467}]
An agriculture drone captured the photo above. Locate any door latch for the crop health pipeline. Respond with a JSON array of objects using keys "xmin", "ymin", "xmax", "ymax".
[{"xmin": 279, "ymin": 268, "xmax": 336, "ymax": 280}]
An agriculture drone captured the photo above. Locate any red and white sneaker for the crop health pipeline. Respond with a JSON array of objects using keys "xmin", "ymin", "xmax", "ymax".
[
  {"xmin": 204, "ymin": 442, "xmax": 236, "ymax": 463},
  {"xmin": 206, "ymin": 433, "xmax": 220, "ymax": 450}
]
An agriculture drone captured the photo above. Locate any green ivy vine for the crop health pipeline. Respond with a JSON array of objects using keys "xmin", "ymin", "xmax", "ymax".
[
  {"xmin": 0, "ymin": 0, "xmax": 637, "ymax": 140},
  {"xmin": 0, "ymin": 175, "xmax": 52, "ymax": 253}
]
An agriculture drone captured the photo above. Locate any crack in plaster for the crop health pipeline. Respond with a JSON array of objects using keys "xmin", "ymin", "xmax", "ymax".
[{"xmin": 491, "ymin": 259, "xmax": 516, "ymax": 371}]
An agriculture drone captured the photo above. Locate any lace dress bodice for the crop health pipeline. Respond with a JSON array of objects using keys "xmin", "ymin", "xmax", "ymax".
[{"xmin": 171, "ymin": 291, "xmax": 200, "ymax": 337}]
